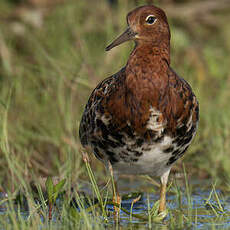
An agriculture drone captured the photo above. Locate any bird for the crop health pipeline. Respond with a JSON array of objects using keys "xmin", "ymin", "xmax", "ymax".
[{"xmin": 79, "ymin": 5, "xmax": 199, "ymax": 216}]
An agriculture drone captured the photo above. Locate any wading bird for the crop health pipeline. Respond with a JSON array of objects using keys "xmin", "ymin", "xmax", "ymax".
[{"xmin": 79, "ymin": 5, "xmax": 199, "ymax": 217}]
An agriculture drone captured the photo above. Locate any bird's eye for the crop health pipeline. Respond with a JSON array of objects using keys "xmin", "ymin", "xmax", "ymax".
[{"xmin": 146, "ymin": 15, "xmax": 157, "ymax": 25}]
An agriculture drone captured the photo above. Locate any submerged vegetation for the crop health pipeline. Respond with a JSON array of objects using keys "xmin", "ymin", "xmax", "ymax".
[{"xmin": 0, "ymin": 0, "xmax": 230, "ymax": 228}]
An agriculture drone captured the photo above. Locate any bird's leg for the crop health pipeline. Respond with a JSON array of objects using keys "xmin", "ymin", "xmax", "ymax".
[
  {"xmin": 112, "ymin": 180, "xmax": 121, "ymax": 215},
  {"xmin": 158, "ymin": 182, "xmax": 167, "ymax": 213},
  {"xmin": 158, "ymin": 169, "xmax": 170, "ymax": 214},
  {"xmin": 108, "ymin": 162, "xmax": 121, "ymax": 217}
]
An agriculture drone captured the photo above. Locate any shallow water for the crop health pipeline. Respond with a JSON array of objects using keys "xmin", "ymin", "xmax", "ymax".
[
  {"xmin": 97, "ymin": 178, "xmax": 230, "ymax": 229},
  {"xmin": 112, "ymin": 190, "xmax": 230, "ymax": 229},
  {"xmin": 0, "ymin": 178, "xmax": 230, "ymax": 229}
]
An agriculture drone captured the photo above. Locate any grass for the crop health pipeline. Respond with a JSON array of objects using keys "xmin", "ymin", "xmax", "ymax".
[
  {"xmin": 0, "ymin": 0, "xmax": 230, "ymax": 229},
  {"xmin": 1, "ymin": 156, "xmax": 230, "ymax": 229}
]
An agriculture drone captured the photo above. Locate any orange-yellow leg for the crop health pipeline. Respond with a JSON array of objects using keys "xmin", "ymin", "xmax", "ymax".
[
  {"xmin": 112, "ymin": 181, "xmax": 121, "ymax": 216},
  {"xmin": 158, "ymin": 169, "xmax": 170, "ymax": 214},
  {"xmin": 108, "ymin": 162, "xmax": 121, "ymax": 217},
  {"xmin": 158, "ymin": 182, "xmax": 167, "ymax": 213}
]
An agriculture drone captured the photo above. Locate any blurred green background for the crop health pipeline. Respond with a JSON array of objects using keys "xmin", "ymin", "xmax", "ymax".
[{"xmin": 0, "ymin": 0, "xmax": 230, "ymax": 190}]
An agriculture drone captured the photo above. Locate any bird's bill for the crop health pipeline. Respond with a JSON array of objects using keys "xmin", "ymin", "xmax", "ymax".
[{"xmin": 105, "ymin": 27, "xmax": 137, "ymax": 51}]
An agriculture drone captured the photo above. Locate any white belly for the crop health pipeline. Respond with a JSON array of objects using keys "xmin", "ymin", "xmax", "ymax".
[{"xmin": 112, "ymin": 135, "xmax": 173, "ymax": 178}]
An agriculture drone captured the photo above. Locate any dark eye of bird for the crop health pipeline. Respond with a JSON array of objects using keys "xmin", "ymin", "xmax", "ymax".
[{"xmin": 146, "ymin": 16, "xmax": 156, "ymax": 25}]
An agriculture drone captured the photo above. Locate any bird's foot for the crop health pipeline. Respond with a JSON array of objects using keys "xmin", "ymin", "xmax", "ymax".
[{"xmin": 152, "ymin": 209, "xmax": 168, "ymax": 223}]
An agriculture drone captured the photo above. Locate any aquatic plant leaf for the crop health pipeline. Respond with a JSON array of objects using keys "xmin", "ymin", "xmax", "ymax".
[
  {"xmin": 53, "ymin": 179, "xmax": 66, "ymax": 201},
  {"xmin": 45, "ymin": 176, "xmax": 54, "ymax": 203}
]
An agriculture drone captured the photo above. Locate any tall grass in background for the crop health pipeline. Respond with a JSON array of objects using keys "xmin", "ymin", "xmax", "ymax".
[{"xmin": 0, "ymin": 0, "xmax": 230, "ymax": 227}]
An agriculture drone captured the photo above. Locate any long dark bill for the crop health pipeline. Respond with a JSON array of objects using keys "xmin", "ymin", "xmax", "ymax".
[{"xmin": 105, "ymin": 27, "xmax": 137, "ymax": 51}]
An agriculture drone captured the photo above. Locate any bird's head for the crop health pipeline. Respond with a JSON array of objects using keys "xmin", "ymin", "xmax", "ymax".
[{"xmin": 106, "ymin": 5, "xmax": 170, "ymax": 51}]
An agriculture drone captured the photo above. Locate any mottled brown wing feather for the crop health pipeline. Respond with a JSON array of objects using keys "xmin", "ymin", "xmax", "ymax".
[{"xmin": 79, "ymin": 68, "xmax": 126, "ymax": 147}]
